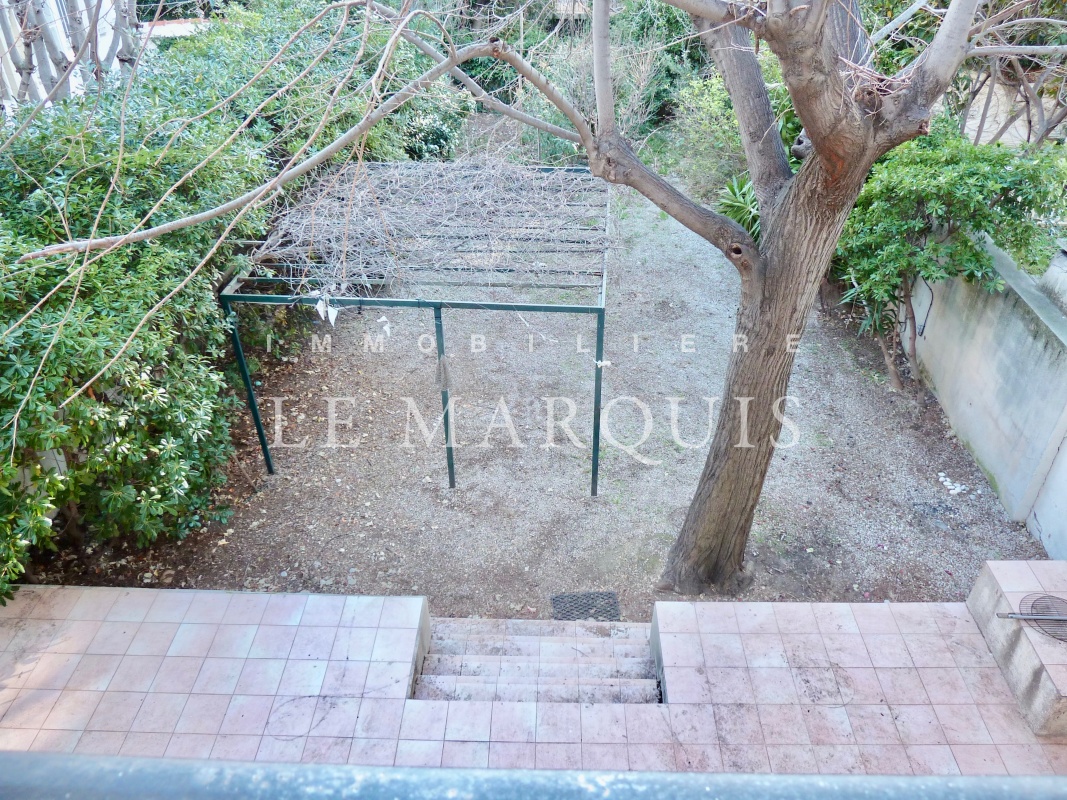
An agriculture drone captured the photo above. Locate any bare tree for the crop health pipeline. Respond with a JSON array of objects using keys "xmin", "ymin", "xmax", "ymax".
[{"xmin": 10, "ymin": 0, "xmax": 1067, "ymax": 593}]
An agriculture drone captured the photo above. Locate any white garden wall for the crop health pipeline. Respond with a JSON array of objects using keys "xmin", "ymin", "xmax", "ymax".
[{"xmin": 907, "ymin": 241, "xmax": 1067, "ymax": 557}]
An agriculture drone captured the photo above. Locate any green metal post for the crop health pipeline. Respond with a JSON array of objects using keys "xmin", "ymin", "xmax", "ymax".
[
  {"xmin": 591, "ymin": 309, "xmax": 605, "ymax": 496},
  {"xmin": 433, "ymin": 306, "xmax": 456, "ymax": 489},
  {"xmin": 222, "ymin": 299, "xmax": 274, "ymax": 475}
]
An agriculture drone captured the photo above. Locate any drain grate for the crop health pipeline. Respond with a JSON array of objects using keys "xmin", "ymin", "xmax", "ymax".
[{"xmin": 550, "ymin": 591, "xmax": 621, "ymax": 621}]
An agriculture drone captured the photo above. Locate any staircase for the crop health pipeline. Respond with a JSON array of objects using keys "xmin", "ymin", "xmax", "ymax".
[{"xmin": 414, "ymin": 617, "xmax": 661, "ymax": 703}]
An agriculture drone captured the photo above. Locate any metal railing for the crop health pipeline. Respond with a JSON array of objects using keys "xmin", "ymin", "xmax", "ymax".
[{"xmin": 2, "ymin": 752, "xmax": 1066, "ymax": 800}]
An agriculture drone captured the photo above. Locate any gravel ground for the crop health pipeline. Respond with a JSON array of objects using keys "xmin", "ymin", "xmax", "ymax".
[{"xmin": 41, "ymin": 191, "xmax": 1046, "ymax": 620}]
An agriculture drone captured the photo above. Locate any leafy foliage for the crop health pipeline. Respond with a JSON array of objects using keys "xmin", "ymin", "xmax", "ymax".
[
  {"xmin": 716, "ymin": 176, "xmax": 760, "ymax": 241},
  {"xmin": 0, "ymin": 0, "xmax": 473, "ymax": 602},
  {"xmin": 834, "ymin": 120, "xmax": 1067, "ymax": 339}
]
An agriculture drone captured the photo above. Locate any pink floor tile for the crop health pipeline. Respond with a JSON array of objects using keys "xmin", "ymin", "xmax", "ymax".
[
  {"xmin": 812, "ymin": 604, "xmax": 860, "ymax": 635},
  {"xmin": 211, "ymin": 734, "xmax": 262, "ymax": 761},
  {"xmin": 694, "ymin": 604, "xmax": 738, "ymax": 634},
  {"xmin": 129, "ymin": 692, "xmax": 187, "ymax": 733},
  {"xmin": 221, "ymin": 595, "xmax": 269, "ymax": 626},
  {"xmin": 491, "ymin": 701, "xmax": 536, "ymax": 743},
  {"xmin": 859, "ymin": 744, "xmax": 912, "ymax": 774},
  {"xmin": 265, "ymin": 696, "xmax": 317, "ymax": 737},
  {"xmin": 220, "ymin": 695, "xmax": 274, "ymax": 736},
  {"xmin": 256, "ymin": 734, "xmax": 305, "ymax": 762},
  {"xmin": 441, "ymin": 740, "xmax": 489, "ymax": 768},
  {"xmin": 60, "ymin": 654, "xmax": 121, "ymax": 692},
  {"xmin": 715, "ymin": 704, "xmax": 763, "ymax": 745},
  {"xmin": 850, "ymin": 605, "xmax": 899, "ymax": 635},
  {"xmin": 321, "ymin": 661, "xmax": 369, "ymax": 697},
  {"xmin": 261, "ymin": 596, "xmax": 307, "ymax": 627},
  {"xmin": 749, "ymin": 669, "xmax": 799, "ymax": 704},
  {"xmin": 277, "ymin": 660, "xmax": 327, "ymax": 696},
  {"xmin": 175, "ymin": 694, "xmax": 231, "ymax": 735},
  {"xmin": 395, "ymin": 738, "xmax": 443, "ymax": 767},
  {"xmin": 126, "ymin": 623, "xmax": 180, "ymax": 657},
  {"xmin": 903, "ymin": 635, "xmax": 956, "ymax": 669},
  {"xmin": 792, "ymin": 668, "xmax": 842, "ymax": 705},
  {"xmin": 535, "ymin": 703, "xmax": 581, "ymax": 744},
  {"xmin": 400, "ymin": 700, "xmax": 448, "ymax": 740},
  {"xmin": 166, "ymin": 624, "xmax": 217, "ymax": 658},
  {"xmin": 721, "ymin": 743, "xmax": 770, "ymax": 772},
  {"xmin": 291, "ymin": 627, "xmax": 338, "ymax": 661},
  {"xmin": 837, "ymin": 670, "xmax": 886, "ymax": 708},
  {"xmin": 977, "ymin": 704, "xmax": 1040, "ymax": 745},
  {"xmin": 627, "ymin": 742, "xmax": 677, "ymax": 771},
  {"xmin": 933, "ymin": 704, "xmax": 993, "ymax": 745},
  {"xmin": 623, "ymin": 704, "xmax": 672, "ymax": 744},
  {"xmin": 735, "ymin": 604, "xmax": 777, "ymax": 634},
  {"xmin": 877, "ymin": 668, "xmax": 930, "ymax": 705},
  {"xmin": 192, "ymin": 658, "xmax": 244, "ymax": 695},
  {"xmin": 340, "ymin": 597, "xmax": 385, "ymax": 628},
  {"xmin": 952, "ymin": 744, "xmax": 1007, "ymax": 775},
  {"xmin": 74, "ymin": 730, "xmax": 125, "ymax": 755},
  {"xmin": 845, "ymin": 705, "xmax": 899, "ymax": 745},
  {"xmin": 582, "ymin": 742, "xmax": 628, "ymax": 770},
  {"xmin": 24, "ymin": 654, "xmax": 81, "ymax": 690},
  {"xmin": 655, "ymin": 603, "xmax": 698, "ymax": 634},
  {"xmin": 674, "ymin": 743, "xmax": 722, "ymax": 772},
  {"xmin": 803, "ymin": 706, "xmax": 855, "ymax": 745},
  {"xmin": 907, "ymin": 744, "xmax": 960, "ymax": 775},
  {"xmin": 659, "ymin": 634, "xmax": 704, "ymax": 668},
  {"xmin": 150, "ymin": 657, "xmax": 204, "ymax": 694},
  {"xmin": 918, "ymin": 668, "xmax": 973, "ymax": 704},
  {"xmin": 207, "ymin": 625, "xmax": 258, "ymax": 659},
  {"xmin": 706, "ymin": 668, "xmax": 755, "ymax": 704},
  {"xmin": 669, "ymin": 704, "xmax": 717, "ymax": 745},
  {"xmin": 863, "ymin": 635, "xmax": 913, "ymax": 669},
  {"xmin": 85, "ymin": 691, "xmax": 144, "ymax": 732},
  {"xmin": 998, "ymin": 744, "xmax": 1054, "ymax": 775},
  {"xmin": 740, "ymin": 635, "xmax": 788, "ymax": 669},
  {"xmin": 892, "ymin": 705, "xmax": 947, "ymax": 745},
  {"xmin": 309, "ymin": 696, "xmax": 360, "ymax": 738},
  {"xmin": 353, "ymin": 698, "xmax": 405, "ymax": 740},
  {"xmin": 535, "ymin": 742, "xmax": 582, "ymax": 769},
  {"xmin": 348, "ymin": 738, "xmax": 397, "ymax": 766},
  {"xmin": 488, "ymin": 741, "xmax": 536, "ymax": 769},
  {"xmin": 120, "ymin": 732, "xmax": 171, "ymax": 757},
  {"xmin": 822, "ymin": 635, "xmax": 872, "ymax": 669},
  {"xmin": 767, "ymin": 744, "xmax": 817, "ymax": 774},
  {"xmin": 248, "ymin": 626, "xmax": 298, "ymax": 660},
  {"xmin": 813, "ymin": 744, "xmax": 864, "ymax": 774},
  {"xmin": 29, "ymin": 729, "xmax": 82, "ymax": 753},
  {"xmin": 758, "ymin": 703, "xmax": 809, "ymax": 746},
  {"xmin": 108, "ymin": 655, "xmax": 162, "ymax": 692},
  {"xmin": 301, "ymin": 736, "xmax": 352, "ymax": 764},
  {"xmin": 580, "ymin": 703, "xmax": 626, "ymax": 744},
  {"xmin": 662, "ymin": 667, "xmax": 712, "ymax": 704},
  {"xmin": 235, "ymin": 659, "xmax": 286, "ymax": 696}
]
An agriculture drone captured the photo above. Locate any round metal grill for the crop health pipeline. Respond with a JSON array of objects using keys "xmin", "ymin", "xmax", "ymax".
[{"xmin": 1019, "ymin": 593, "xmax": 1067, "ymax": 642}]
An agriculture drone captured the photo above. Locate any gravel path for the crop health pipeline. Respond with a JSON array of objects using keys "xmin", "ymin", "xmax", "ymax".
[{"xmin": 47, "ymin": 191, "xmax": 1046, "ymax": 619}]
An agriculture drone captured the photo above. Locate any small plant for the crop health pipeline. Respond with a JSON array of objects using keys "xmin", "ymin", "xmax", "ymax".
[{"xmin": 716, "ymin": 176, "xmax": 761, "ymax": 241}]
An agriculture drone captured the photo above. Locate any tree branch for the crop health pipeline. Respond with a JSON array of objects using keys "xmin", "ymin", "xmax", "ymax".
[
  {"xmin": 693, "ymin": 17, "xmax": 791, "ymax": 210},
  {"xmin": 17, "ymin": 42, "xmax": 498, "ymax": 262},
  {"xmin": 871, "ymin": 0, "xmax": 927, "ymax": 44},
  {"xmin": 591, "ymin": 0, "xmax": 615, "ymax": 136},
  {"xmin": 910, "ymin": 0, "xmax": 981, "ymax": 108},
  {"xmin": 969, "ymin": 45, "xmax": 1067, "ymax": 57}
]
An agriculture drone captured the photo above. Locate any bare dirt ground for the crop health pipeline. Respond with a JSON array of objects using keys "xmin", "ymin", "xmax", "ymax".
[{"xmin": 43, "ymin": 192, "xmax": 1045, "ymax": 620}]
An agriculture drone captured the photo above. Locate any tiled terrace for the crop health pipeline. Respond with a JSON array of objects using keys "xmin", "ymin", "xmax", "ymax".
[{"xmin": 0, "ymin": 566, "xmax": 1065, "ymax": 775}]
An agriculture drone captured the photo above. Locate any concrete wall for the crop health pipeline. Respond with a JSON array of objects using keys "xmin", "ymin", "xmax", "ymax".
[{"xmin": 908, "ymin": 242, "xmax": 1067, "ymax": 557}]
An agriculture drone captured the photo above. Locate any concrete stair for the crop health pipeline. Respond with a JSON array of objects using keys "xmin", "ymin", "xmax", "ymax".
[{"xmin": 413, "ymin": 617, "xmax": 661, "ymax": 703}]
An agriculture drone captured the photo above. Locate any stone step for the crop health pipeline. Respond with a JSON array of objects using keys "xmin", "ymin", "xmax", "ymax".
[
  {"xmin": 421, "ymin": 654, "xmax": 656, "ymax": 679},
  {"xmin": 412, "ymin": 674, "xmax": 661, "ymax": 703},
  {"xmin": 427, "ymin": 636, "xmax": 650, "ymax": 659},
  {"xmin": 431, "ymin": 618, "xmax": 650, "ymax": 640}
]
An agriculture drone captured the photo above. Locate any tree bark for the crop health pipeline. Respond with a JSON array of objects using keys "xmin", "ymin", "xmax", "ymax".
[{"xmin": 659, "ymin": 159, "xmax": 869, "ymax": 593}]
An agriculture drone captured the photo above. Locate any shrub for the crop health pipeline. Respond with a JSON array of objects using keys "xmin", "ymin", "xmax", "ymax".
[{"xmin": 834, "ymin": 119, "xmax": 1067, "ymax": 372}]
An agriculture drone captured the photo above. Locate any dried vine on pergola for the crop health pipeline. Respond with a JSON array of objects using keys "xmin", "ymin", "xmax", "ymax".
[{"xmin": 252, "ymin": 158, "xmax": 611, "ymax": 300}]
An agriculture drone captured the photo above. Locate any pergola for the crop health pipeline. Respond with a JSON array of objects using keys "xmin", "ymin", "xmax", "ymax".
[{"xmin": 219, "ymin": 159, "xmax": 611, "ymax": 495}]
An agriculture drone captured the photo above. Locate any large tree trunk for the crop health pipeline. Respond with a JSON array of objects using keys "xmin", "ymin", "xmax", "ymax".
[{"xmin": 660, "ymin": 161, "xmax": 869, "ymax": 593}]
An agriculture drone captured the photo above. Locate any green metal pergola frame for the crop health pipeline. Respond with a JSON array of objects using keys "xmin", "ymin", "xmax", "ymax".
[{"xmin": 218, "ymin": 166, "xmax": 609, "ymax": 496}]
